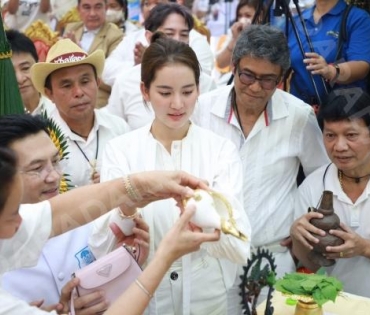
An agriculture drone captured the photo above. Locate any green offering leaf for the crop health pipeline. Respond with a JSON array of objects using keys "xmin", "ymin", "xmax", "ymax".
[
  {"xmin": 301, "ymin": 279, "xmax": 317, "ymax": 292},
  {"xmin": 274, "ymin": 272, "xmax": 343, "ymax": 307},
  {"xmin": 321, "ymin": 284, "xmax": 338, "ymax": 303}
]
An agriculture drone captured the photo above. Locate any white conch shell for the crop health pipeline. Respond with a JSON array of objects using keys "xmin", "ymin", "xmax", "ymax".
[
  {"xmin": 186, "ymin": 190, "xmax": 222, "ymax": 229},
  {"xmin": 184, "ymin": 189, "xmax": 248, "ymax": 241}
]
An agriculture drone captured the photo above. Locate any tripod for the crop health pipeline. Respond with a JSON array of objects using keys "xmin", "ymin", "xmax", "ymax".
[
  {"xmin": 224, "ymin": 0, "xmax": 234, "ymax": 34},
  {"xmin": 270, "ymin": 0, "xmax": 328, "ymax": 105}
]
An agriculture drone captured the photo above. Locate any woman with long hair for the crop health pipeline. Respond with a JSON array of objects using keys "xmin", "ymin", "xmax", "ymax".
[{"xmin": 91, "ymin": 33, "xmax": 251, "ymax": 314}]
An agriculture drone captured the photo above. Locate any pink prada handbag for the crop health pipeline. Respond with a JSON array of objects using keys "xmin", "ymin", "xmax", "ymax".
[{"xmin": 70, "ymin": 245, "xmax": 142, "ymax": 314}]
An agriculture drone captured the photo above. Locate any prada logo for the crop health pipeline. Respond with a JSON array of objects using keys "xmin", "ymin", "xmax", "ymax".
[{"xmin": 97, "ymin": 264, "xmax": 112, "ymax": 277}]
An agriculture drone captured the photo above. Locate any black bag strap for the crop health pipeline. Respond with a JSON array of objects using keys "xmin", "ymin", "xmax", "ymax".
[{"xmin": 335, "ymin": 4, "xmax": 353, "ymax": 61}]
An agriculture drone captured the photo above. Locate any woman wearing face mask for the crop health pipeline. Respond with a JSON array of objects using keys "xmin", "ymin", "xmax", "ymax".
[
  {"xmin": 106, "ymin": 0, "xmax": 139, "ymax": 33},
  {"xmin": 215, "ymin": 0, "xmax": 262, "ymax": 80}
]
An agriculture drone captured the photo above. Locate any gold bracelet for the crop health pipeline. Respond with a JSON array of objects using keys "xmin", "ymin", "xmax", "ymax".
[
  {"xmin": 118, "ymin": 207, "xmax": 138, "ymax": 219},
  {"xmin": 123, "ymin": 175, "xmax": 140, "ymax": 201},
  {"xmin": 135, "ymin": 279, "xmax": 153, "ymax": 299}
]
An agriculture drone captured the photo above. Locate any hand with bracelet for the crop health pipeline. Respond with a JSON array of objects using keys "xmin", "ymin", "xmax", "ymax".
[
  {"xmin": 119, "ymin": 171, "xmax": 208, "ymax": 212},
  {"xmin": 0, "ymin": 149, "xmax": 211, "ymax": 315}
]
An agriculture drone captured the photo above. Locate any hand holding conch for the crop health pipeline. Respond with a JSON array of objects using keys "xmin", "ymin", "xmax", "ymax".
[{"xmin": 183, "ymin": 189, "xmax": 248, "ymax": 241}]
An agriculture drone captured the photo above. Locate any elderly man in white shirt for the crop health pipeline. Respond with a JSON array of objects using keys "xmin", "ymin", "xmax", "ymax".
[
  {"xmin": 193, "ymin": 24, "xmax": 330, "ymax": 282},
  {"xmin": 31, "ymin": 38, "xmax": 130, "ymax": 188},
  {"xmin": 105, "ymin": 2, "xmax": 216, "ymax": 129}
]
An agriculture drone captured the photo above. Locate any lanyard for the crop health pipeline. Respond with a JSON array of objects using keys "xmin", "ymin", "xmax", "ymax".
[{"xmin": 73, "ymin": 129, "xmax": 99, "ymax": 172}]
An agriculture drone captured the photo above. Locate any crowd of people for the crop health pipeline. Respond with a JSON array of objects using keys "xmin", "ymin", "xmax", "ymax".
[{"xmin": 1, "ymin": 0, "xmax": 370, "ymax": 314}]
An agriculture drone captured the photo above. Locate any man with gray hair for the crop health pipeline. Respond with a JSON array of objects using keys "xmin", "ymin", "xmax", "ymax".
[{"xmin": 193, "ymin": 24, "xmax": 329, "ymax": 305}]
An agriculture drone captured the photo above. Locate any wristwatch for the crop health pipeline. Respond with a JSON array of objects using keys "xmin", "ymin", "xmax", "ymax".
[{"xmin": 331, "ymin": 63, "xmax": 341, "ymax": 83}]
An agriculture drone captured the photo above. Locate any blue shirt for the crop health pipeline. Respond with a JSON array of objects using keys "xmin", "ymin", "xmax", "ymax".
[{"xmin": 287, "ymin": 0, "xmax": 370, "ymax": 104}]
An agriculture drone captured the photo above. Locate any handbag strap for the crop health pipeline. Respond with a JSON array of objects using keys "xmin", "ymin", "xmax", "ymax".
[{"xmin": 69, "ymin": 288, "xmax": 78, "ymax": 315}]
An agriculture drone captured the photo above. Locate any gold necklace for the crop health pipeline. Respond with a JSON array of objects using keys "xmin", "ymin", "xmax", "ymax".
[
  {"xmin": 338, "ymin": 170, "xmax": 344, "ymax": 191},
  {"xmin": 338, "ymin": 169, "xmax": 370, "ymax": 185}
]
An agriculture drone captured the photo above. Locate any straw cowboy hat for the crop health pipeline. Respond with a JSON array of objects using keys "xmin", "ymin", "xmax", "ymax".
[{"xmin": 31, "ymin": 38, "xmax": 105, "ymax": 95}]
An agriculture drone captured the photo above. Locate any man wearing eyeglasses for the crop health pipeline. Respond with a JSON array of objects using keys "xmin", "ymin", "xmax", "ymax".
[
  {"xmin": 193, "ymin": 24, "xmax": 329, "ymax": 301},
  {"xmin": 0, "ymin": 114, "xmax": 148, "ymax": 313}
]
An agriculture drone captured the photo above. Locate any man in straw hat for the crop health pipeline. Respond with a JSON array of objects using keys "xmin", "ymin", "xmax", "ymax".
[{"xmin": 31, "ymin": 38, "xmax": 130, "ymax": 189}]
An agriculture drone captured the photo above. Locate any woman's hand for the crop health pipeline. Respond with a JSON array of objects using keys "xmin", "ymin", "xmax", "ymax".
[
  {"xmin": 130, "ymin": 171, "xmax": 209, "ymax": 208},
  {"xmin": 230, "ymin": 21, "xmax": 246, "ymax": 40},
  {"xmin": 155, "ymin": 204, "xmax": 220, "ymax": 265},
  {"xmin": 134, "ymin": 42, "xmax": 146, "ymax": 65},
  {"xmin": 109, "ymin": 215, "xmax": 150, "ymax": 266}
]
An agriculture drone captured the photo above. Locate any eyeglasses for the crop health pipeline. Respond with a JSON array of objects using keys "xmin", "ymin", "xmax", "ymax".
[
  {"xmin": 237, "ymin": 68, "xmax": 280, "ymax": 90},
  {"xmin": 20, "ymin": 161, "xmax": 62, "ymax": 180}
]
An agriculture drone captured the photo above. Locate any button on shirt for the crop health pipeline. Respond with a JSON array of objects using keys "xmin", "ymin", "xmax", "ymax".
[{"xmin": 193, "ymin": 85, "xmax": 330, "ymax": 247}]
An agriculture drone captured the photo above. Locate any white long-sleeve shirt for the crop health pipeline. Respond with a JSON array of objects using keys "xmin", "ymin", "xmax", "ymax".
[
  {"xmin": 193, "ymin": 85, "xmax": 330, "ymax": 247},
  {"xmin": 89, "ymin": 123, "xmax": 251, "ymax": 314}
]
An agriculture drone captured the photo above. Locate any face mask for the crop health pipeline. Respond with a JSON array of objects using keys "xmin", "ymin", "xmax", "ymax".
[
  {"xmin": 239, "ymin": 17, "xmax": 252, "ymax": 27},
  {"xmin": 106, "ymin": 9, "xmax": 125, "ymax": 23}
]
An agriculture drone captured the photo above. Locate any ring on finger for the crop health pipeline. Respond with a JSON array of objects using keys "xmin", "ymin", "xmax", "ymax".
[{"xmin": 339, "ymin": 251, "xmax": 344, "ymax": 258}]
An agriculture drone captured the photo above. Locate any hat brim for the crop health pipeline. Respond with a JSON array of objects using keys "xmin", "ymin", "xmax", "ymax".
[{"xmin": 31, "ymin": 49, "xmax": 105, "ymax": 96}]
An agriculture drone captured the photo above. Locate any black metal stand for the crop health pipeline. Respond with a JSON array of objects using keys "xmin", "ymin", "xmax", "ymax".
[{"xmin": 240, "ymin": 248, "xmax": 276, "ymax": 315}]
